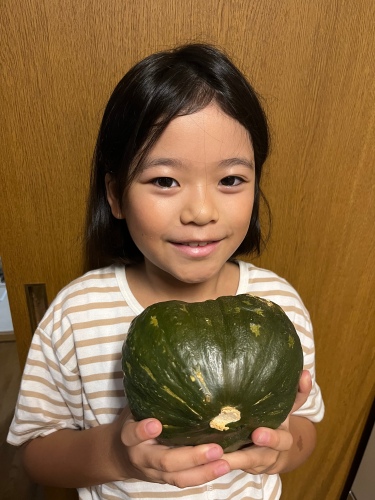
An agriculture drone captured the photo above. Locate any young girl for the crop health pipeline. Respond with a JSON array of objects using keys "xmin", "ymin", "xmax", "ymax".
[{"xmin": 8, "ymin": 43, "xmax": 324, "ymax": 499}]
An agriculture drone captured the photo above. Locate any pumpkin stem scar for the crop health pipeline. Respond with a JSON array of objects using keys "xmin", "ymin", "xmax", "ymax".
[{"xmin": 209, "ymin": 406, "xmax": 241, "ymax": 431}]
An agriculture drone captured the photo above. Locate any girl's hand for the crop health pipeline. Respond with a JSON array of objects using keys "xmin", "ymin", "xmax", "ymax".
[
  {"xmin": 114, "ymin": 371, "xmax": 313, "ymax": 484},
  {"xmin": 223, "ymin": 370, "xmax": 313, "ymax": 475},
  {"xmin": 115, "ymin": 409, "xmax": 230, "ymax": 488}
]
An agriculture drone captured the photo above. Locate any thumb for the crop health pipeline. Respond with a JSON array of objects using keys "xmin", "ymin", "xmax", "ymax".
[
  {"xmin": 121, "ymin": 418, "xmax": 162, "ymax": 447},
  {"xmin": 292, "ymin": 370, "xmax": 312, "ymax": 413}
]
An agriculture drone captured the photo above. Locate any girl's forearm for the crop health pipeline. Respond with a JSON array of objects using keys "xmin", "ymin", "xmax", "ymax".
[
  {"xmin": 21, "ymin": 424, "xmax": 126, "ymax": 488},
  {"xmin": 279, "ymin": 416, "xmax": 317, "ymax": 473}
]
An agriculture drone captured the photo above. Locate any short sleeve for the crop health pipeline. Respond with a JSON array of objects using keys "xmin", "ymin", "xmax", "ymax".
[
  {"xmin": 7, "ymin": 323, "xmax": 83, "ymax": 446},
  {"xmin": 288, "ymin": 305, "xmax": 325, "ymax": 422}
]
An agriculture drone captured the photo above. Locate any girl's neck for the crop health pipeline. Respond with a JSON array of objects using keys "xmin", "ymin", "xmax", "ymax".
[{"xmin": 126, "ymin": 260, "xmax": 240, "ymax": 308}]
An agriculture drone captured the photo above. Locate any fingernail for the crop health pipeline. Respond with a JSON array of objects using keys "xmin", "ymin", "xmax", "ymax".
[
  {"xmin": 215, "ymin": 462, "xmax": 230, "ymax": 476},
  {"xmin": 145, "ymin": 420, "xmax": 159, "ymax": 435},
  {"xmin": 256, "ymin": 432, "xmax": 268, "ymax": 445},
  {"xmin": 206, "ymin": 446, "xmax": 222, "ymax": 460}
]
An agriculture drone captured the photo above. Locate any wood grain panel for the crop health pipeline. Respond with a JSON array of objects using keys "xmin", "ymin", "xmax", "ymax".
[
  {"xmin": 1, "ymin": 1, "xmax": 374, "ymax": 499},
  {"xmin": 251, "ymin": 3, "xmax": 375, "ymax": 497}
]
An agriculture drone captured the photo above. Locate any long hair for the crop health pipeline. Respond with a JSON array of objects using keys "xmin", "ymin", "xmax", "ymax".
[{"xmin": 85, "ymin": 43, "xmax": 270, "ymax": 271}]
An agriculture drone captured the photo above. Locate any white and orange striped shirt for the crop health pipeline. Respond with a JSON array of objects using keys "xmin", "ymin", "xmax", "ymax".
[{"xmin": 8, "ymin": 260, "xmax": 324, "ymax": 499}]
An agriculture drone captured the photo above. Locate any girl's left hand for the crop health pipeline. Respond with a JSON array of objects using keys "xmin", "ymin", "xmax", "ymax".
[{"xmin": 223, "ymin": 370, "xmax": 312, "ymax": 475}]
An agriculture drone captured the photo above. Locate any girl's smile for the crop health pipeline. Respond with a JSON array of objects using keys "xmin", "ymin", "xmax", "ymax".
[
  {"xmin": 170, "ymin": 240, "xmax": 221, "ymax": 258},
  {"xmin": 106, "ymin": 102, "xmax": 255, "ymax": 302}
]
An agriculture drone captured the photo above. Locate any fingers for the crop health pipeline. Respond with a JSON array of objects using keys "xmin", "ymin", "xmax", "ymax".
[
  {"xmin": 156, "ymin": 458, "xmax": 230, "ymax": 488},
  {"xmin": 292, "ymin": 370, "xmax": 312, "ymax": 413},
  {"xmin": 144, "ymin": 445, "xmax": 230, "ymax": 487},
  {"xmin": 251, "ymin": 427, "xmax": 293, "ymax": 451},
  {"xmin": 121, "ymin": 418, "xmax": 162, "ymax": 447},
  {"xmin": 299, "ymin": 370, "xmax": 312, "ymax": 393},
  {"xmin": 223, "ymin": 427, "xmax": 292, "ymax": 474},
  {"xmin": 144, "ymin": 443, "xmax": 225, "ymax": 473},
  {"xmin": 120, "ymin": 418, "xmax": 231, "ymax": 487}
]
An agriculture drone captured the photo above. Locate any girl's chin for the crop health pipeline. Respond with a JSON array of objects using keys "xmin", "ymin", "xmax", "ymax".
[
  {"xmin": 143, "ymin": 256, "xmax": 233, "ymax": 287},
  {"xmin": 161, "ymin": 266, "xmax": 226, "ymax": 287}
]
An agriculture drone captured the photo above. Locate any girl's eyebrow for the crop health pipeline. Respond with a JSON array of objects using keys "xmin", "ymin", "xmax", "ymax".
[
  {"xmin": 141, "ymin": 157, "xmax": 184, "ymax": 170},
  {"xmin": 218, "ymin": 157, "xmax": 255, "ymax": 170},
  {"xmin": 141, "ymin": 157, "xmax": 255, "ymax": 170}
]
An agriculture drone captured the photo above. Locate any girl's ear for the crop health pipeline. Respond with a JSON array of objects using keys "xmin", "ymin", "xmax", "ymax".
[{"xmin": 105, "ymin": 173, "xmax": 124, "ymax": 219}]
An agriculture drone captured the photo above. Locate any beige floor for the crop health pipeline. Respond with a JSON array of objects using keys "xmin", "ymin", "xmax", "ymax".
[{"xmin": 0, "ymin": 341, "xmax": 44, "ymax": 500}]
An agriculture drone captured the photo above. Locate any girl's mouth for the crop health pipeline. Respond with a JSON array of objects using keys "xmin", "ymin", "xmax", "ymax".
[
  {"xmin": 183, "ymin": 241, "xmax": 212, "ymax": 247},
  {"xmin": 171, "ymin": 240, "xmax": 220, "ymax": 257}
]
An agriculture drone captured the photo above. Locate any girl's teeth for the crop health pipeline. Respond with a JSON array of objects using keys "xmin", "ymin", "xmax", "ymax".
[{"xmin": 187, "ymin": 242, "xmax": 208, "ymax": 247}]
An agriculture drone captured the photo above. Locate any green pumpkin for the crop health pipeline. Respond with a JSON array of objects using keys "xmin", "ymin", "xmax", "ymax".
[{"xmin": 122, "ymin": 294, "xmax": 303, "ymax": 452}]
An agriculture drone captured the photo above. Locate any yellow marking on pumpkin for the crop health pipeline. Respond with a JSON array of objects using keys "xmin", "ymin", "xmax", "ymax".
[
  {"xmin": 253, "ymin": 308, "xmax": 265, "ymax": 316},
  {"xmin": 140, "ymin": 364, "xmax": 157, "ymax": 382},
  {"xmin": 288, "ymin": 335, "xmax": 295, "ymax": 348},
  {"xmin": 268, "ymin": 409, "xmax": 284, "ymax": 415},
  {"xmin": 242, "ymin": 300, "xmax": 252, "ymax": 306},
  {"xmin": 194, "ymin": 368, "xmax": 211, "ymax": 394},
  {"xmin": 210, "ymin": 406, "xmax": 241, "ymax": 431},
  {"xmin": 250, "ymin": 323, "xmax": 261, "ymax": 337},
  {"xmin": 234, "ymin": 307, "xmax": 241, "ymax": 313},
  {"xmin": 191, "ymin": 367, "xmax": 212, "ymax": 402},
  {"xmin": 150, "ymin": 316, "xmax": 159, "ymax": 327},
  {"xmin": 253, "ymin": 392, "xmax": 273, "ymax": 405},
  {"xmin": 205, "ymin": 318, "xmax": 212, "ymax": 326},
  {"xmin": 162, "ymin": 385, "xmax": 187, "ymax": 403},
  {"xmin": 180, "ymin": 305, "xmax": 188, "ymax": 313},
  {"xmin": 126, "ymin": 362, "xmax": 132, "ymax": 374},
  {"xmin": 161, "ymin": 386, "xmax": 201, "ymax": 417}
]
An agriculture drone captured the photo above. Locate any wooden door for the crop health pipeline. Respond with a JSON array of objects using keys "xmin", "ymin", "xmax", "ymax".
[{"xmin": 1, "ymin": 1, "xmax": 374, "ymax": 499}]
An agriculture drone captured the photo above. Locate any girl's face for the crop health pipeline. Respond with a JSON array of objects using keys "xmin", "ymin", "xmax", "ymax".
[{"xmin": 109, "ymin": 103, "xmax": 255, "ymax": 289}]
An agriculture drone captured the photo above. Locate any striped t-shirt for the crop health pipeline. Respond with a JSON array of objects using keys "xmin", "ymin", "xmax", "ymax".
[{"xmin": 8, "ymin": 260, "xmax": 324, "ymax": 500}]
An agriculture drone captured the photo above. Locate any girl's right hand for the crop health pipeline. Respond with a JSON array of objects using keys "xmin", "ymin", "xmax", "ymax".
[{"xmin": 115, "ymin": 409, "xmax": 231, "ymax": 488}]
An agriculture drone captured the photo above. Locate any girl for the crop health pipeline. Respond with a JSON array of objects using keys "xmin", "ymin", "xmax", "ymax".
[{"xmin": 8, "ymin": 43, "xmax": 324, "ymax": 499}]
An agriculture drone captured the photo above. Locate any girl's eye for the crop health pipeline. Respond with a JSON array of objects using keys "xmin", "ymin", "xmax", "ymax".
[
  {"xmin": 220, "ymin": 176, "xmax": 243, "ymax": 186},
  {"xmin": 152, "ymin": 177, "xmax": 178, "ymax": 188}
]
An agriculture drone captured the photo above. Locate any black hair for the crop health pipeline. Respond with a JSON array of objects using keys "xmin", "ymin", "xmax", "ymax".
[{"xmin": 84, "ymin": 43, "xmax": 271, "ymax": 271}]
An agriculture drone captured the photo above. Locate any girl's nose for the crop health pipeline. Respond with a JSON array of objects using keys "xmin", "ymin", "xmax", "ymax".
[{"xmin": 180, "ymin": 185, "xmax": 219, "ymax": 225}]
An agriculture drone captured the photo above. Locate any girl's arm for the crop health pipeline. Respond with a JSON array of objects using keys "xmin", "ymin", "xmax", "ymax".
[{"xmin": 21, "ymin": 409, "xmax": 230, "ymax": 489}]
